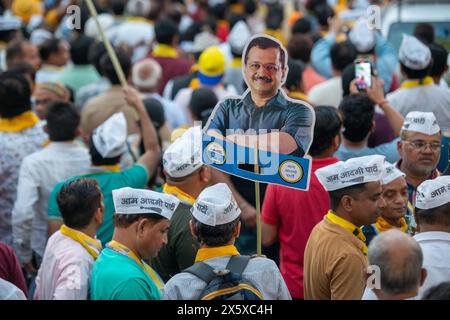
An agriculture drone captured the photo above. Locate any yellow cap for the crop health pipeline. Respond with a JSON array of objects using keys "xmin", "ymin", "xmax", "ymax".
[
  {"xmin": 12, "ymin": 0, "xmax": 42, "ymax": 24},
  {"xmin": 198, "ymin": 46, "xmax": 225, "ymax": 77}
]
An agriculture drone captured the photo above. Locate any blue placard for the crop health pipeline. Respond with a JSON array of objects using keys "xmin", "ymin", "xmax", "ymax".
[{"xmin": 202, "ymin": 134, "xmax": 311, "ymax": 191}]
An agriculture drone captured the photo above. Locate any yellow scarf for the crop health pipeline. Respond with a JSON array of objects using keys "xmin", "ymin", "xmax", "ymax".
[
  {"xmin": 374, "ymin": 216, "xmax": 408, "ymax": 233},
  {"xmin": 288, "ymin": 91, "xmax": 309, "ymax": 102},
  {"xmin": 195, "ymin": 245, "xmax": 240, "ymax": 262},
  {"xmin": 230, "ymin": 57, "xmax": 242, "ymax": 69},
  {"xmin": 189, "ymin": 77, "xmax": 201, "ymax": 89},
  {"xmin": 326, "ymin": 210, "xmax": 368, "ymax": 255},
  {"xmin": 0, "ymin": 111, "xmax": 40, "ymax": 133},
  {"xmin": 152, "ymin": 44, "xmax": 178, "ymax": 58},
  {"xmin": 400, "ymin": 76, "xmax": 434, "ymax": 89},
  {"xmin": 60, "ymin": 224, "xmax": 102, "ymax": 259},
  {"xmin": 107, "ymin": 240, "xmax": 164, "ymax": 290},
  {"xmin": 163, "ymin": 184, "xmax": 195, "ymax": 205},
  {"xmin": 100, "ymin": 164, "xmax": 121, "ymax": 172}
]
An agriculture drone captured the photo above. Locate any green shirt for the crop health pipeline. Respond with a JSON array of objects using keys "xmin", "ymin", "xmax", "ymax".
[
  {"xmin": 47, "ymin": 164, "xmax": 148, "ymax": 246},
  {"xmin": 150, "ymin": 202, "xmax": 200, "ymax": 282},
  {"xmin": 57, "ymin": 64, "xmax": 101, "ymax": 95},
  {"xmin": 90, "ymin": 247, "xmax": 162, "ymax": 300}
]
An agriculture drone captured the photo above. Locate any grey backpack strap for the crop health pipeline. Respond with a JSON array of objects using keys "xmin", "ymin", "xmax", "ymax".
[
  {"xmin": 226, "ymin": 255, "xmax": 251, "ymax": 276},
  {"xmin": 183, "ymin": 262, "xmax": 217, "ymax": 284}
]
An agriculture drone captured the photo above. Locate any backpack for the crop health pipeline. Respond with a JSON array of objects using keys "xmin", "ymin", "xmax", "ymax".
[{"xmin": 183, "ymin": 255, "xmax": 264, "ymax": 300}]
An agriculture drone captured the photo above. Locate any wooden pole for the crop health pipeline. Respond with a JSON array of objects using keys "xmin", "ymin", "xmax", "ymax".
[
  {"xmin": 85, "ymin": 0, "xmax": 128, "ymax": 88},
  {"xmin": 254, "ymin": 139, "xmax": 262, "ymax": 256}
]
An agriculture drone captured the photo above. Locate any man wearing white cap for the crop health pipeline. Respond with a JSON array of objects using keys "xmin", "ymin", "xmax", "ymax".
[
  {"xmin": 362, "ymin": 162, "xmax": 412, "ymax": 246},
  {"xmin": 47, "ymin": 88, "xmax": 161, "ymax": 247},
  {"xmin": 304, "ymin": 155, "xmax": 386, "ymax": 300},
  {"xmin": 90, "ymin": 187, "xmax": 180, "ymax": 300},
  {"xmin": 414, "ymin": 176, "xmax": 450, "ymax": 297},
  {"xmin": 311, "ymin": 16, "xmax": 397, "ymax": 93},
  {"xmin": 387, "ymin": 34, "xmax": 450, "ymax": 132},
  {"xmin": 164, "ymin": 183, "xmax": 291, "ymax": 300},
  {"xmin": 151, "ymin": 127, "xmax": 210, "ymax": 282},
  {"xmin": 396, "ymin": 111, "xmax": 442, "ymax": 207}
]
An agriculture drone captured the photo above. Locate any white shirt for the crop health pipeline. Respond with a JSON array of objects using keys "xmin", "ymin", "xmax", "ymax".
[
  {"xmin": 387, "ymin": 84, "xmax": 450, "ymax": 131},
  {"xmin": 164, "ymin": 256, "xmax": 291, "ymax": 300},
  {"xmin": 0, "ymin": 122, "xmax": 47, "ymax": 246},
  {"xmin": 0, "ymin": 278, "xmax": 27, "ymax": 300},
  {"xmin": 143, "ymin": 92, "xmax": 189, "ymax": 129},
  {"xmin": 308, "ymin": 76, "xmax": 343, "ymax": 108},
  {"xmin": 34, "ymin": 230, "xmax": 98, "ymax": 300},
  {"xmin": 174, "ymin": 85, "xmax": 237, "ymax": 125},
  {"xmin": 12, "ymin": 142, "xmax": 91, "ymax": 263},
  {"xmin": 414, "ymin": 231, "xmax": 450, "ymax": 298}
]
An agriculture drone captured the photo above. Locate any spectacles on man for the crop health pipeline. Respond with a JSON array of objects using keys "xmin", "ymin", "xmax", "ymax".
[
  {"xmin": 403, "ymin": 140, "xmax": 443, "ymax": 152},
  {"xmin": 247, "ymin": 62, "xmax": 281, "ymax": 73}
]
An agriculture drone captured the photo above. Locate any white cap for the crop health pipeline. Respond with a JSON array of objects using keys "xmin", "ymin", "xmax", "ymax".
[
  {"xmin": 113, "ymin": 21, "xmax": 154, "ymax": 48},
  {"xmin": 228, "ymin": 21, "xmax": 252, "ymax": 55},
  {"xmin": 315, "ymin": 155, "xmax": 385, "ymax": 191},
  {"xmin": 401, "ymin": 111, "xmax": 440, "ymax": 136},
  {"xmin": 132, "ymin": 58, "xmax": 162, "ymax": 89},
  {"xmin": 112, "ymin": 187, "xmax": 180, "ymax": 219},
  {"xmin": 416, "ymin": 176, "xmax": 450, "ymax": 210},
  {"xmin": 85, "ymin": 14, "xmax": 115, "ymax": 40},
  {"xmin": 399, "ymin": 34, "xmax": 431, "ymax": 70},
  {"xmin": 381, "ymin": 162, "xmax": 405, "ymax": 185},
  {"xmin": 349, "ymin": 17, "xmax": 375, "ymax": 53},
  {"xmin": 30, "ymin": 28, "xmax": 52, "ymax": 46},
  {"xmin": 191, "ymin": 183, "xmax": 241, "ymax": 226},
  {"xmin": 92, "ymin": 112, "xmax": 128, "ymax": 158},
  {"xmin": 191, "ymin": 32, "xmax": 220, "ymax": 53},
  {"xmin": 163, "ymin": 126, "xmax": 203, "ymax": 178}
]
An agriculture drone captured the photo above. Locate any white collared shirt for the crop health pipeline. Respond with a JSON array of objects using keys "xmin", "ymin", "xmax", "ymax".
[
  {"xmin": 34, "ymin": 230, "xmax": 98, "ymax": 300},
  {"xmin": 414, "ymin": 231, "xmax": 450, "ymax": 297},
  {"xmin": 12, "ymin": 142, "xmax": 91, "ymax": 263}
]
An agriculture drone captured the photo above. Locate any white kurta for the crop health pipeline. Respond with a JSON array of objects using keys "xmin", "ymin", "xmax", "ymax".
[
  {"xmin": 34, "ymin": 231, "xmax": 98, "ymax": 300},
  {"xmin": 12, "ymin": 142, "xmax": 91, "ymax": 263}
]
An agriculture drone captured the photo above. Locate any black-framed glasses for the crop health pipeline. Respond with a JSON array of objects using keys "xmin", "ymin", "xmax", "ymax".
[
  {"xmin": 403, "ymin": 140, "xmax": 443, "ymax": 152},
  {"xmin": 247, "ymin": 62, "xmax": 281, "ymax": 73}
]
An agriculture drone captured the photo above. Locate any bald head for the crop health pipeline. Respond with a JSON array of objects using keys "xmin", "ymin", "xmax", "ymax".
[{"xmin": 368, "ymin": 229, "xmax": 424, "ymax": 297}]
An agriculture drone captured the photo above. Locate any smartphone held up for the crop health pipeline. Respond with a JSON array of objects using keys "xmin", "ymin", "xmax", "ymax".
[{"xmin": 354, "ymin": 59, "xmax": 372, "ymax": 92}]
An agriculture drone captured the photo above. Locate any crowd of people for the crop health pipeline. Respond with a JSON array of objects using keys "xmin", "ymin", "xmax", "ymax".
[{"xmin": 1, "ymin": 0, "xmax": 450, "ymax": 300}]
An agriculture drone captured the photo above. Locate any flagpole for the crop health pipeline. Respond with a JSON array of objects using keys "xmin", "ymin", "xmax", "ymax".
[{"xmin": 85, "ymin": 0, "xmax": 128, "ymax": 88}]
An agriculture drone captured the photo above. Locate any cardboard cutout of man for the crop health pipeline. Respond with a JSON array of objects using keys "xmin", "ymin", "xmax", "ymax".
[{"xmin": 205, "ymin": 34, "xmax": 315, "ymax": 158}]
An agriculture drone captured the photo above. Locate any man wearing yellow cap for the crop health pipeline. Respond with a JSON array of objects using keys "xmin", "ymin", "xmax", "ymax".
[{"xmin": 173, "ymin": 46, "xmax": 237, "ymax": 126}]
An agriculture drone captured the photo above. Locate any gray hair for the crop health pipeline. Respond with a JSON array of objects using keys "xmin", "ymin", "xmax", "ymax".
[{"xmin": 368, "ymin": 229, "xmax": 423, "ymax": 296}]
